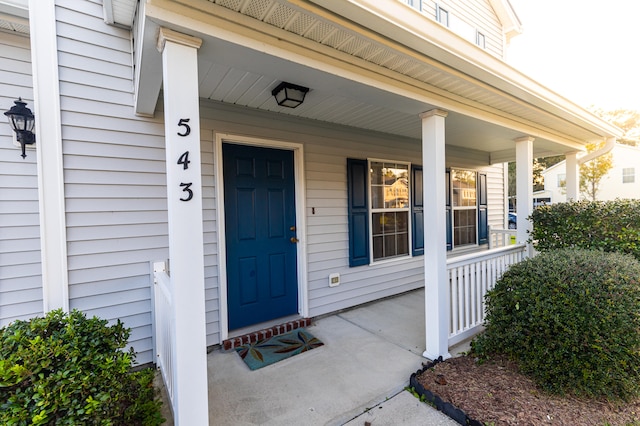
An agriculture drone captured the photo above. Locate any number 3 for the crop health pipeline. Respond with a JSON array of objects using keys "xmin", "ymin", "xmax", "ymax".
[
  {"xmin": 177, "ymin": 118, "xmax": 191, "ymax": 137},
  {"xmin": 179, "ymin": 182, "xmax": 193, "ymax": 201}
]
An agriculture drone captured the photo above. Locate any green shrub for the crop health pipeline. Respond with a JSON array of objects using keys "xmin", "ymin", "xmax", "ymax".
[
  {"xmin": 472, "ymin": 249, "xmax": 640, "ymax": 400},
  {"xmin": 530, "ymin": 199, "xmax": 640, "ymax": 260},
  {"xmin": 0, "ymin": 309, "xmax": 164, "ymax": 425}
]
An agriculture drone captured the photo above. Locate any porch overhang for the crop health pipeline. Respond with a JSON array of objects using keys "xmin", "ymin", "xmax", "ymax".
[{"xmin": 131, "ymin": 0, "xmax": 622, "ymax": 162}]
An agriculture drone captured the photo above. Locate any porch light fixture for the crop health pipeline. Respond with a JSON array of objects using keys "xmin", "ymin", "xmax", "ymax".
[
  {"xmin": 4, "ymin": 98, "xmax": 36, "ymax": 159},
  {"xmin": 271, "ymin": 82, "xmax": 309, "ymax": 108}
]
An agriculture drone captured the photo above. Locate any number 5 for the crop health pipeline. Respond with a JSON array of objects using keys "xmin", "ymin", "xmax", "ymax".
[{"xmin": 177, "ymin": 118, "xmax": 191, "ymax": 137}]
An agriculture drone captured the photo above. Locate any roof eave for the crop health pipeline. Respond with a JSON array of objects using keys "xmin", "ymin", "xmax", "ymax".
[{"xmin": 306, "ymin": 0, "xmax": 621, "ymax": 140}]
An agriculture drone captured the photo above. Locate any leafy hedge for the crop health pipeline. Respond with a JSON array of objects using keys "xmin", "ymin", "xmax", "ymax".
[
  {"xmin": 0, "ymin": 309, "xmax": 164, "ymax": 425},
  {"xmin": 530, "ymin": 199, "xmax": 640, "ymax": 260},
  {"xmin": 472, "ymin": 249, "xmax": 640, "ymax": 400}
]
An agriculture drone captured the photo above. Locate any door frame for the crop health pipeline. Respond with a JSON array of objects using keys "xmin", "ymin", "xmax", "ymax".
[{"xmin": 215, "ymin": 133, "xmax": 308, "ymax": 341}]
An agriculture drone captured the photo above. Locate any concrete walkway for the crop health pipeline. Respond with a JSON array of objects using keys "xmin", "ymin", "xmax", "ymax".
[{"xmin": 161, "ymin": 288, "xmax": 461, "ymax": 425}]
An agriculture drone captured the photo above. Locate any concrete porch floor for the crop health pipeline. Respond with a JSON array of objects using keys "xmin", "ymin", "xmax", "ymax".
[{"xmin": 160, "ymin": 288, "xmax": 469, "ymax": 425}]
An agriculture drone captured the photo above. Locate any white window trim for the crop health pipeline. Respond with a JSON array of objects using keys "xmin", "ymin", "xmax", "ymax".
[
  {"xmin": 436, "ymin": 4, "xmax": 449, "ymax": 26},
  {"xmin": 401, "ymin": 0, "xmax": 422, "ymax": 11},
  {"xmin": 476, "ymin": 31, "xmax": 486, "ymax": 49},
  {"xmin": 368, "ymin": 158, "xmax": 413, "ymax": 264},
  {"xmin": 450, "ymin": 168, "xmax": 479, "ymax": 250}
]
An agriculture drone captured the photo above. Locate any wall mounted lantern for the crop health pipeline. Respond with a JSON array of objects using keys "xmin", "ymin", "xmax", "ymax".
[
  {"xmin": 4, "ymin": 98, "xmax": 36, "ymax": 159},
  {"xmin": 271, "ymin": 82, "xmax": 309, "ymax": 108}
]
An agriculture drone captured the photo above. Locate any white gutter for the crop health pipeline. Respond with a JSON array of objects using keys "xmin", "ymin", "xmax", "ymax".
[{"xmin": 578, "ymin": 136, "xmax": 616, "ymax": 165}]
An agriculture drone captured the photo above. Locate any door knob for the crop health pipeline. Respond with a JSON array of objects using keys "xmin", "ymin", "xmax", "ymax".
[{"xmin": 290, "ymin": 237, "xmax": 299, "ymax": 243}]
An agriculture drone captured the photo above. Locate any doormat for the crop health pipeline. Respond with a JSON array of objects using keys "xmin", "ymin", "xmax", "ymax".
[{"xmin": 235, "ymin": 328, "xmax": 323, "ymax": 370}]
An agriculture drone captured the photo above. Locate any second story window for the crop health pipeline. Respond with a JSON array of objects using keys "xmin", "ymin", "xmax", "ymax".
[
  {"xmin": 401, "ymin": 0, "xmax": 422, "ymax": 11},
  {"xmin": 436, "ymin": 5, "xmax": 449, "ymax": 27},
  {"xmin": 623, "ymin": 167, "xmax": 635, "ymax": 183},
  {"xmin": 476, "ymin": 32, "xmax": 486, "ymax": 49},
  {"xmin": 557, "ymin": 173, "xmax": 566, "ymax": 187}
]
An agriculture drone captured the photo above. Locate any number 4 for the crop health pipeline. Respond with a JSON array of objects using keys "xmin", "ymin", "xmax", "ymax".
[{"xmin": 177, "ymin": 151, "xmax": 190, "ymax": 170}]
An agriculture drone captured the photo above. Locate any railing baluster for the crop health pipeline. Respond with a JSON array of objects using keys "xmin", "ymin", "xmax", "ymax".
[
  {"xmin": 451, "ymin": 267, "xmax": 458, "ymax": 335},
  {"xmin": 447, "ymin": 244, "xmax": 527, "ymax": 346},
  {"xmin": 153, "ymin": 263, "xmax": 176, "ymax": 413},
  {"xmin": 464, "ymin": 264, "xmax": 470, "ymax": 331}
]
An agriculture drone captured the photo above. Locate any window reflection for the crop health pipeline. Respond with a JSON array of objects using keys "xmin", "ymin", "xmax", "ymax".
[
  {"xmin": 451, "ymin": 169, "xmax": 477, "ymax": 247},
  {"xmin": 370, "ymin": 161, "xmax": 410, "ymax": 260},
  {"xmin": 370, "ymin": 162, "xmax": 409, "ymax": 209}
]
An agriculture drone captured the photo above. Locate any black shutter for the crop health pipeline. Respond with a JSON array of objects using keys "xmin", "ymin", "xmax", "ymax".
[
  {"xmin": 411, "ymin": 165, "xmax": 424, "ymax": 256},
  {"xmin": 477, "ymin": 172, "xmax": 488, "ymax": 245},
  {"xmin": 347, "ymin": 158, "xmax": 370, "ymax": 266},
  {"xmin": 446, "ymin": 169, "xmax": 452, "ymax": 251}
]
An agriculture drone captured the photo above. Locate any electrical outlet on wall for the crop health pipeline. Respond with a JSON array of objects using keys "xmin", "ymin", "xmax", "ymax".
[{"xmin": 329, "ymin": 273, "xmax": 340, "ymax": 287}]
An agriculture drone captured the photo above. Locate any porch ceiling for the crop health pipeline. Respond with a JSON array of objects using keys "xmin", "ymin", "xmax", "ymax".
[{"xmin": 194, "ymin": 36, "xmax": 527, "ymax": 155}]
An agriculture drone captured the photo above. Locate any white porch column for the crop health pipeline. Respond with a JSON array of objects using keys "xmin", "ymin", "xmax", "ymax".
[
  {"xmin": 515, "ymin": 137, "xmax": 534, "ymax": 253},
  {"xmin": 420, "ymin": 109, "xmax": 450, "ymax": 360},
  {"xmin": 157, "ymin": 28, "xmax": 208, "ymax": 426},
  {"xmin": 565, "ymin": 151, "xmax": 579, "ymax": 201},
  {"xmin": 29, "ymin": 0, "xmax": 69, "ymax": 312}
]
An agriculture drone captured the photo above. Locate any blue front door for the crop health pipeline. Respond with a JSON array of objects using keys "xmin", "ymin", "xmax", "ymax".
[{"xmin": 223, "ymin": 143, "xmax": 299, "ymax": 330}]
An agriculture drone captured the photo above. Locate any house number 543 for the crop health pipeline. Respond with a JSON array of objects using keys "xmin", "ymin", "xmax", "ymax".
[{"xmin": 177, "ymin": 118, "xmax": 193, "ymax": 202}]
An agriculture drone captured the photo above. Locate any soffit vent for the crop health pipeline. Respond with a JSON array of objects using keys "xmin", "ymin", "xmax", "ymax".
[{"xmin": 0, "ymin": 18, "xmax": 28, "ymax": 34}]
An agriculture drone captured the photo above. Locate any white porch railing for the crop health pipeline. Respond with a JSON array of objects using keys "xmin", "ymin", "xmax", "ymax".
[
  {"xmin": 447, "ymin": 244, "xmax": 527, "ymax": 346},
  {"xmin": 153, "ymin": 262, "xmax": 176, "ymax": 412},
  {"xmin": 488, "ymin": 225, "xmax": 517, "ymax": 249}
]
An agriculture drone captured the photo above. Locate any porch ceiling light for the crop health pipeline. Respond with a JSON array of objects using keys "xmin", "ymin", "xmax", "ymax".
[
  {"xmin": 4, "ymin": 98, "xmax": 36, "ymax": 159},
  {"xmin": 271, "ymin": 82, "xmax": 309, "ymax": 108}
]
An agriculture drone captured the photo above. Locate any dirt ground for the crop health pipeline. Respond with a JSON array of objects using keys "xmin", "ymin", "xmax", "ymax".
[{"xmin": 415, "ymin": 356, "xmax": 640, "ymax": 426}]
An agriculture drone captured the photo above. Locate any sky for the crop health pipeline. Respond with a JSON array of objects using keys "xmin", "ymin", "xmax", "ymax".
[{"xmin": 506, "ymin": 0, "xmax": 640, "ymax": 112}]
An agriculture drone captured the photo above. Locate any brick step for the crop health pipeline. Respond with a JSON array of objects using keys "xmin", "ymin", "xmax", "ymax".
[{"xmin": 222, "ymin": 318, "xmax": 313, "ymax": 350}]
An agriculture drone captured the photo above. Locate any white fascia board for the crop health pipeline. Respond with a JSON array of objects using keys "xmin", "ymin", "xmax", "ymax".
[
  {"xmin": 542, "ymin": 160, "xmax": 567, "ymax": 176},
  {"xmin": 305, "ymin": 0, "xmax": 622, "ymax": 140},
  {"xmin": 0, "ymin": 0, "xmax": 28, "ymax": 19},
  {"xmin": 488, "ymin": 0, "xmax": 523, "ymax": 42},
  {"xmin": 0, "ymin": 0, "xmax": 27, "ymax": 12}
]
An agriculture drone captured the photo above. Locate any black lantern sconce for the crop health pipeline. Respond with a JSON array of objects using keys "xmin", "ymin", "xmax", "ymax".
[
  {"xmin": 4, "ymin": 98, "xmax": 36, "ymax": 159},
  {"xmin": 271, "ymin": 82, "xmax": 309, "ymax": 108}
]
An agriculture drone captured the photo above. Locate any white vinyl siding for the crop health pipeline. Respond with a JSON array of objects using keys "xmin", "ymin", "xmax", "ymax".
[
  {"xmin": 56, "ymin": 0, "xmax": 163, "ymax": 364},
  {"xmin": 424, "ymin": 0, "xmax": 504, "ymax": 58},
  {"xmin": 485, "ymin": 162, "xmax": 507, "ymax": 230},
  {"xmin": 0, "ymin": 32, "xmax": 43, "ymax": 326},
  {"xmin": 541, "ymin": 145, "xmax": 640, "ymax": 203},
  {"xmin": 198, "ymin": 100, "xmax": 506, "ymax": 319}
]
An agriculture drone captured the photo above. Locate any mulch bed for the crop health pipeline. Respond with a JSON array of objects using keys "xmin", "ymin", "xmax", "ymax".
[{"xmin": 412, "ymin": 356, "xmax": 640, "ymax": 425}]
